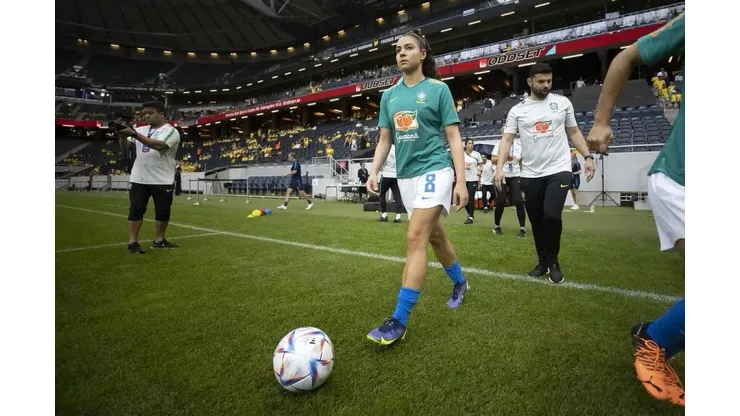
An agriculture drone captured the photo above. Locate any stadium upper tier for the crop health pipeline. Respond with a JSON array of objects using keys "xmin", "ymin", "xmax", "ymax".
[
  {"xmin": 59, "ymin": 77, "xmax": 670, "ymax": 175},
  {"xmin": 57, "ymin": 4, "xmax": 682, "ymax": 95}
]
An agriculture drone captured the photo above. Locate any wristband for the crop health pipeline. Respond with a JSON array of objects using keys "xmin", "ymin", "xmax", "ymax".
[{"xmin": 583, "ymin": 154, "xmax": 595, "ymax": 161}]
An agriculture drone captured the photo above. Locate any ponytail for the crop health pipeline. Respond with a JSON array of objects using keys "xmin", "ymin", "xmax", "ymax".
[{"xmin": 404, "ymin": 29, "xmax": 440, "ymax": 80}]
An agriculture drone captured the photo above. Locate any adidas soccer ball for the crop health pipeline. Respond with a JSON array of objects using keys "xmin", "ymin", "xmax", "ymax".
[{"xmin": 272, "ymin": 327, "xmax": 335, "ymax": 393}]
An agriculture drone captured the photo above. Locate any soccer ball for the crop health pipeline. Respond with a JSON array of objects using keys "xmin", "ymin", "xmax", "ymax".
[{"xmin": 272, "ymin": 327, "xmax": 335, "ymax": 393}]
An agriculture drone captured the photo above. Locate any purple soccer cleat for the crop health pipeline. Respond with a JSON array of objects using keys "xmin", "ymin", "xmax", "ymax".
[
  {"xmin": 367, "ymin": 317, "xmax": 407, "ymax": 346},
  {"xmin": 446, "ymin": 280, "xmax": 469, "ymax": 309}
]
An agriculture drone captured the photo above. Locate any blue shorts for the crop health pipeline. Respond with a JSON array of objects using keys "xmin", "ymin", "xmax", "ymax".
[
  {"xmin": 289, "ymin": 178, "xmax": 304, "ymax": 190},
  {"xmin": 571, "ymin": 175, "xmax": 580, "ymax": 190}
]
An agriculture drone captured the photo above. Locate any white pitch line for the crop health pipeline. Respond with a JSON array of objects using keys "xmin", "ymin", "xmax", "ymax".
[
  {"xmin": 55, "ymin": 232, "xmax": 223, "ymax": 253},
  {"xmin": 55, "ymin": 205, "xmax": 682, "ymax": 303}
]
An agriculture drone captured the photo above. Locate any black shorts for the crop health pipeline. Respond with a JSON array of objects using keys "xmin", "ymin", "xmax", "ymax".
[
  {"xmin": 128, "ymin": 182, "xmax": 174, "ymax": 222},
  {"xmin": 572, "ymin": 175, "xmax": 581, "ymax": 190},
  {"xmin": 289, "ymin": 178, "xmax": 304, "ymax": 191}
]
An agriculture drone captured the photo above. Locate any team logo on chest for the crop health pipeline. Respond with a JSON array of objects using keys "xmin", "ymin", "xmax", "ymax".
[
  {"xmin": 416, "ymin": 91, "xmax": 426, "ymax": 104},
  {"xmin": 532, "ymin": 120, "xmax": 553, "ymax": 143},
  {"xmin": 549, "ymin": 103, "xmax": 558, "ymax": 112},
  {"xmin": 393, "ymin": 110, "xmax": 419, "ymax": 132}
]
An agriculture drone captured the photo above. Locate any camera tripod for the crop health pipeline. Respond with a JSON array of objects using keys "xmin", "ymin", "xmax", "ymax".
[{"xmin": 589, "ymin": 154, "xmax": 619, "ymax": 207}]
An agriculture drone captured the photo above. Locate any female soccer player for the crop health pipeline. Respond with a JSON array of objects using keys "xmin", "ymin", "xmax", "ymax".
[
  {"xmin": 570, "ymin": 152, "xmax": 582, "ymax": 210},
  {"xmin": 463, "ymin": 139, "xmax": 482, "ymax": 224},
  {"xmin": 492, "ymin": 137, "xmax": 527, "ymax": 238},
  {"xmin": 366, "ymin": 29, "xmax": 470, "ymax": 346}
]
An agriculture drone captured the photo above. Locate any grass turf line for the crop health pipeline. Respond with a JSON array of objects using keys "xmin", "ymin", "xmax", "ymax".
[{"xmin": 55, "ymin": 193, "xmax": 685, "ymax": 416}]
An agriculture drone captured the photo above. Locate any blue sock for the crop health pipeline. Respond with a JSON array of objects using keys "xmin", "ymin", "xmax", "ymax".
[
  {"xmin": 647, "ymin": 299, "xmax": 685, "ymax": 359},
  {"xmin": 392, "ymin": 287, "xmax": 420, "ymax": 327},
  {"xmin": 444, "ymin": 261, "xmax": 466, "ymax": 285}
]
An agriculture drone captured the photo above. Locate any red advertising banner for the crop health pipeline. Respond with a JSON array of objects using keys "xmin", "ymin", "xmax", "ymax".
[
  {"xmin": 55, "ymin": 119, "xmax": 102, "ymax": 128},
  {"xmin": 438, "ymin": 23, "xmax": 661, "ymax": 77}
]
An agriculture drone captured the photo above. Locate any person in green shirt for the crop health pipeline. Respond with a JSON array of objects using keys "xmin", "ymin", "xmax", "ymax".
[
  {"xmin": 587, "ymin": 13, "xmax": 685, "ymax": 407},
  {"xmin": 366, "ymin": 29, "xmax": 470, "ymax": 346}
]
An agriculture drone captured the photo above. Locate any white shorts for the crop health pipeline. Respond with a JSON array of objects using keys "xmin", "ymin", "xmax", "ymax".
[
  {"xmin": 648, "ymin": 172, "xmax": 685, "ymax": 251},
  {"xmin": 398, "ymin": 167, "xmax": 454, "ymax": 220}
]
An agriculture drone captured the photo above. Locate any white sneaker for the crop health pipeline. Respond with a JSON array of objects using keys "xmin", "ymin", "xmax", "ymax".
[
  {"xmin": 306, "ymin": 203, "xmax": 313, "ymax": 210},
  {"xmin": 570, "ymin": 205, "xmax": 580, "ymax": 210},
  {"xmin": 277, "ymin": 205, "xmax": 287, "ymax": 210}
]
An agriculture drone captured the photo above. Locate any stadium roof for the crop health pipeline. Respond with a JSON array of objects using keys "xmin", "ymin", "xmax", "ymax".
[{"xmin": 55, "ymin": 0, "xmax": 416, "ymax": 53}]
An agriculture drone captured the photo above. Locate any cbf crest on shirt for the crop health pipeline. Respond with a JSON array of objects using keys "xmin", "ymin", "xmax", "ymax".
[{"xmin": 379, "ymin": 78, "xmax": 460, "ymax": 179}]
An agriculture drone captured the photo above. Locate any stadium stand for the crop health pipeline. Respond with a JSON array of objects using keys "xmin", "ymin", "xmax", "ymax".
[
  {"xmin": 56, "ymin": 2, "xmax": 685, "ymax": 176},
  {"xmin": 84, "ymin": 56, "xmax": 175, "ymax": 87}
]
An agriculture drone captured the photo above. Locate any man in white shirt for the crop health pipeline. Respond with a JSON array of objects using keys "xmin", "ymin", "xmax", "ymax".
[
  {"xmin": 495, "ymin": 63, "xmax": 594, "ymax": 284},
  {"xmin": 463, "ymin": 139, "xmax": 482, "ymax": 224},
  {"xmin": 117, "ymin": 101, "xmax": 181, "ymax": 254},
  {"xmin": 478, "ymin": 154, "xmax": 495, "ymax": 214},
  {"xmin": 378, "ymin": 144, "xmax": 403, "ymax": 223}
]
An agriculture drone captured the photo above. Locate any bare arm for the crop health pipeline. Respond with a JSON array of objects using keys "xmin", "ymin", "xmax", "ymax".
[
  {"xmin": 443, "ymin": 125, "xmax": 466, "ymax": 181},
  {"xmin": 566, "ymin": 126, "xmax": 590, "ymax": 157},
  {"xmin": 369, "ymin": 128, "xmax": 392, "ymax": 178},
  {"xmin": 495, "ymin": 133, "xmax": 516, "ymax": 171},
  {"xmin": 118, "ymin": 128, "xmax": 170, "ymax": 151},
  {"xmin": 593, "ymin": 44, "xmax": 642, "ymax": 124},
  {"xmin": 119, "ymin": 135, "xmax": 133, "ymax": 150}
]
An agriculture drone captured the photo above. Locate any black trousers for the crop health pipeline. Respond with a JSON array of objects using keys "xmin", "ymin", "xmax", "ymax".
[
  {"xmin": 379, "ymin": 177, "xmax": 402, "ymax": 213},
  {"xmin": 520, "ymin": 171, "xmax": 572, "ymax": 266},
  {"xmin": 128, "ymin": 183, "xmax": 174, "ymax": 222},
  {"xmin": 465, "ymin": 181, "xmax": 478, "ymax": 218},
  {"xmin": 481, "ymin": 184, "xmax": 495, "ymax": 209},
  {"xmin": 494, "ymin": 176, "xmax": 526, "ymax": 227}
]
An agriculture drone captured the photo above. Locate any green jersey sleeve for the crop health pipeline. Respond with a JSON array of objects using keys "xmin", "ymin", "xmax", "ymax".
[
  {"xmin": 438, "ymin": 84, "xmax": 460, "ymax": 128},
  {"xmin": 378, "ymin": 90, "xmax": 392, "ymax": 130},
  {"xmin": 637, "ymin": 13, "xmax": 685, "ymax": 66}
]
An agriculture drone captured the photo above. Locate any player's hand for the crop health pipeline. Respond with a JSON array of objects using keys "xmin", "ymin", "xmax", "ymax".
[
  {"xmin": 453, "ymin": 182, "xmax": 468, "ymax": 212},
  {"xmin": 587, "ymin": 123, "xmax": 613, "ymax": 155},
  {"xmin": 117, "ymin": 127, "xmax": 136, "ymax": 137},
  {"xmin": 584, "ymin": 158, "xmax": 595, "ymax": 182},
  {"xmin": 494, "ymin": 169, "xmax": 505, "ymax": 192},
  {"xmin": 366, "ymin": 176, "xmax": 379, "ymax": 196}
]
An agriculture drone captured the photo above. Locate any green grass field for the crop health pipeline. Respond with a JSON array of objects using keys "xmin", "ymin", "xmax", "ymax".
[{"xmin": 55, "ymin": 192, "xmax": 685, "ymax": 416}]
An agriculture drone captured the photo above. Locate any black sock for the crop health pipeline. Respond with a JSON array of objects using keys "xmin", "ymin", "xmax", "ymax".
[{"xmin": 307, "ymin": 199, "xmax": 312, "ymax": 204}]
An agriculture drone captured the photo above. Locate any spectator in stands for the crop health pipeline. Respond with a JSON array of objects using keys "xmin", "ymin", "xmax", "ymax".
[
  {"xmin": 576, "ymin": 77, "xmax": 586, "ymax": 88},
  {"xmin": 117, "ymin": 101, "xmax": 181, "ymax": 254},
  {"xmin": 668, "ymin": 82, "xmax": 682, "ymax": 109},
  {"xmin": 587, "ymin": 13, "xmax": 685, "ymax": 407},
  {"xmin": 653, "ymin": 74, "xmax": 667, "ymax": 93},
  {"xmin": 495, "ymin": 62, "xmax": 595, "ymax": 284}
]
